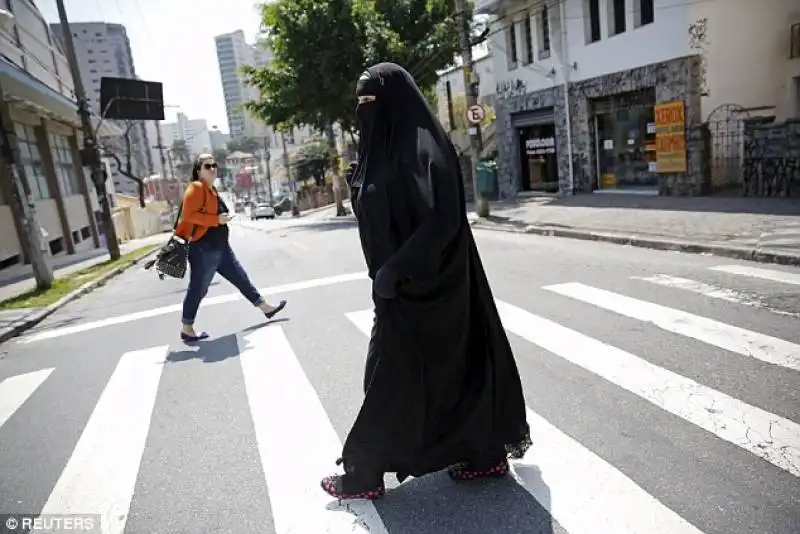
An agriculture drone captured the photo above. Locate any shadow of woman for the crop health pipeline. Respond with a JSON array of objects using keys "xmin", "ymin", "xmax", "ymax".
[{"xmin": 324, "ymin": 463, "xmax": 554, "ymax": 534}]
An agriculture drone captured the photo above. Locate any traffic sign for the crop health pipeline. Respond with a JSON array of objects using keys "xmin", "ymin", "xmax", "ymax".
[{"xmin": 467, "ymin": 104, "xmax": 485, "ymax": 125}]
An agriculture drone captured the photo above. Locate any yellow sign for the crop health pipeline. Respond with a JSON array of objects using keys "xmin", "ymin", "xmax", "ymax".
[{"xmin": 654, "ymin": 100, "xmax": 687, "ymax": 173}]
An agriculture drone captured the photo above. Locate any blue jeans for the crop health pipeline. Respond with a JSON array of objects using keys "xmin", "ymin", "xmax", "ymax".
[{"xmin": 181, "ymin": 242, "xmax": 264, "ymax": 325}]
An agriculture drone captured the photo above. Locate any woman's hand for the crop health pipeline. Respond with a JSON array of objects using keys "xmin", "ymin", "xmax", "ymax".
[{"xmin": 219, "ymin": 213, "xmax": 234, "ymax": 225}]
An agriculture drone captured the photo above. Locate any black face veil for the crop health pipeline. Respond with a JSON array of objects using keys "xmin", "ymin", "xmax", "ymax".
[{"xmin": 351, "ymin": 63, "xmax": 453, "ymax": 190}]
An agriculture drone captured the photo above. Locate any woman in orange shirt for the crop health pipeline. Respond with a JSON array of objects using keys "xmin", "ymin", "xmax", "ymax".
[{"xmin": 175, "ymin": 154, "xmax": 286, "ymax": 342}]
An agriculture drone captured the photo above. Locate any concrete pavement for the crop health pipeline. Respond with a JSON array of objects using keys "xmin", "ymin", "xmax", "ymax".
[
  {"xmin": 469, "ymin": 194, "xmax": 800, "ymax": 264},
  {"xmin": 0, "ymin": 218, "xmax": 798, "ymax": 534}
]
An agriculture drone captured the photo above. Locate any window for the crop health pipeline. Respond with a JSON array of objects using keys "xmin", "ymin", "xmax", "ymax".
[
  {"xmin": 608, "ymin": 0, "xmax": 626, "ymax": 36},
  {"xmin": 14, "ymin": 124, "xmax": 50, "ymax": 200},
  {"xmin": 50, "ymin": 134, "xmax": 80, "ymax": 197},
  {"xmin": 538, "ymin": 6, "xmax": 551, "ymax": 59},
  {"xmin": 506, "ymin": 22, "xmax": 518, "ymax": 69},
  {"xmin": 791, "ymin": 23, "xmax": 800, "ymax": 58},
  {"xmin": 635, "ymin": 0, "xmax": 655, "ymax": 27},
  {"xmin": 522, "ymin": 16, "xmax": 534, "ymax": 65},
  {"xmin": 585, "ymin": 0, "xmax": 601, "ymax": 43}
]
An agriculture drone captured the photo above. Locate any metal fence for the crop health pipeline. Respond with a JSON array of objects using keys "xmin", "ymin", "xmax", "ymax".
[{"xmin": 704, "ymin": 104, "xmax": 798, "ymax": 196}]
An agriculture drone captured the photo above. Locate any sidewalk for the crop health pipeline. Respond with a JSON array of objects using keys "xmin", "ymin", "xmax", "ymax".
[
  {"xmin": 469, "ymin": 194, "xmax": 800, "ymax": 265},
  {"xmin": 0, "ymin": 232, "xmax": 171, "ymax": 303}
]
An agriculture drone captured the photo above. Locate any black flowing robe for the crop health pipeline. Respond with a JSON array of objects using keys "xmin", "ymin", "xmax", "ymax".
[{"xmin": 342, "ymin": 63, "xmax": 531, "ymax": 482}]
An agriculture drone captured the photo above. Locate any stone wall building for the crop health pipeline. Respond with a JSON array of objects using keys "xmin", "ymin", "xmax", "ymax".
[{"xmin": 478, "ymin": 0, "xmax": 800, "ymax": 198}]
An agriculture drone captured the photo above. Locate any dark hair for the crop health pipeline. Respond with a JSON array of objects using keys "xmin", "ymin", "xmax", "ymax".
[{"xmin": 191, "ymin": 154, "xmax": 214, "ymax": 181}]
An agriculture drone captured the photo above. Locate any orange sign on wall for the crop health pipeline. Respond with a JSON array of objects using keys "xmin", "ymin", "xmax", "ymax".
[{"xmin": 654, "ymin": 100, "xmax": 687, "ymax": 173}]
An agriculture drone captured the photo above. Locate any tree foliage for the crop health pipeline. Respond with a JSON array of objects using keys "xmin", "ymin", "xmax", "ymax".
[
  {"xmin": 292, "ymin": 141, "xmax": 331, "ymax": 186},
  {"xmin": 243, "ymin": 0, "xmax": 463, "ymax": 135},
  {"xmin": 227, "ymin": 136, "xmax": 263, "ymax": 154}
]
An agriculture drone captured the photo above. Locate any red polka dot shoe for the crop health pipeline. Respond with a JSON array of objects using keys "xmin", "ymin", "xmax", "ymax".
[
  {"xmin": 320, "ymin": 457, "xmax": 385, "ymax": 500},
  {"xmin": 320, "ymin": 474, "xmax": 386, "ymax": 500},
  {"xmin": 447, "ymin": 458, "xmax": 510, "ymax": 481}
]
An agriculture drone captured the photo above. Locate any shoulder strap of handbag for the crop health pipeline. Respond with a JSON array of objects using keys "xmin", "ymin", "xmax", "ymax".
[{"xmin": 173, "ymin": 182, "xmax": 208, "ymax": 239}]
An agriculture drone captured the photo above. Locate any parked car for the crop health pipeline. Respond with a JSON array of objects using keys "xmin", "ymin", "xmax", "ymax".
[{"xmin": 250, "ymin": 203, "xmax": 275, "ymax": 220}]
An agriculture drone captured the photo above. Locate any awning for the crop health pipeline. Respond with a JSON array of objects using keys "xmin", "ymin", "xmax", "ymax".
[{"xmin": 0, "ymin": 58, "xmax": 122, "ymax": 138}]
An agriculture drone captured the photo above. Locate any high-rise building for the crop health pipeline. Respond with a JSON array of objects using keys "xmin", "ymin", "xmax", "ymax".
[
  {"xmin": 214, "ymin": 30, "xmax": 271, "ymax": 140},
  {"xmin": 160, "ymin": 112, "xmax": 213, "ymax": 157},
  {"xmin": 49, "ymin": 22, "xmax": 154, "ymax": 196}
]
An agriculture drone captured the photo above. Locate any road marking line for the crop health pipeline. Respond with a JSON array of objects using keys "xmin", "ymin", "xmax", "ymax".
[
  {"xmin": 544, "ymin": 282, "xmax": 800, "ymax": 372},
  {"xmin": 709, "ymin": 265, "xmax": 800, "ymax": 286},
  {"xmin": 345, "ymin": 309, "xmax": 706, "ymax": 533},
  {"xmin": 494, "ymin": 300, "xmax": 800, "ymax": 478},
  {"xmin": 19, "ymin": 272, "xmax": 368, "ymax": 344},
  {"xmin": 0, "ymin": 368, "xmax": 53, "ymax": 430},
  {"xmin": 632, "ymin": 274, "xmax": 799, "ymax": 317},
  {"xmin": 240, "ymin": 326, "xmax": 388, "ymax": 534},
  {"xmin": 33, "ymin": 346, "xmax": 168, "ymax": 534}
]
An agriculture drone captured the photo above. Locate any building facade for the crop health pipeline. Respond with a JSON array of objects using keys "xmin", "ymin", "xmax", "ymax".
[
  {"xmin": 159, "ymin": 112, "xmax": 213, "ymax": 158},
  {"xmin": 0, "ymin": 0, "xmax": 121, "ymax": 270},
  {"xmin": 49, "ymin": 22, "xmax": 153, "ymax": 197},
  {"xmin": 480, "ymin": 0, "xmax": 800, "ymax": 198},
  {"xmin": 214, "ymin": 30, "xmax": 271, "ymax": 140}
]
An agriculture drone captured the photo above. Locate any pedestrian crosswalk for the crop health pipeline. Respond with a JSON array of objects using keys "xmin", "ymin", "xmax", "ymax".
[{"xmin": 0, "ymin": 263, "xmax": 798, "ymax": 534}]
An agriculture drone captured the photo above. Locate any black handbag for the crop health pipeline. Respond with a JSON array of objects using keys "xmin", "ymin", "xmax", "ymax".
[{"xmin": 144, "ymin": 186, "xmax": 207, "ymax": 280}]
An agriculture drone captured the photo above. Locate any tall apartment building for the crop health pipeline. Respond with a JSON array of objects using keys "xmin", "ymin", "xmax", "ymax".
[
  {"xmin": 160, "ymin": 112, "xmax": 213, "ymax": 157},
  {"xmin": 214, "ymin": 30, "xmax": 270, "ymax": 140},
  {"xmin": 50, "ymin": 22, "xmax": 154, "ymax": 196}
]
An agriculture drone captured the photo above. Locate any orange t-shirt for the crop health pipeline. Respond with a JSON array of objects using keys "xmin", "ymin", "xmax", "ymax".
[{"xmin": 174, "ymin": 181, "xmax": 221, "ymax": 242}]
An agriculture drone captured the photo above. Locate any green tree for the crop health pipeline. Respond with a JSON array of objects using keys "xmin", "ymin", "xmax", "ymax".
[
  {"xmin": 227, "ymin": 137, "xmax": 262, "ymax": 154},
  {"xmin": 292, "ymin": 141, "xmax": 331, "ymax": 186},
  {"xmin": 243, "ymin": 0, "xmax": 463, "ymax": 215}
]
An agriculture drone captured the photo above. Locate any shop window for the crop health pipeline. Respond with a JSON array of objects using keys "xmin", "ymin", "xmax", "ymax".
[
  {"xmin": 607, "ymin": 0, "xmax": 626, "ymax": 36},
  {"xmin": 14, "ymin": 123, "xmax": 50, "ymax": 200},
  {"xmin": 635, "ymin": 0, "xmax": 655, "ymax": 28},
  {"xmin": 593, "ymin": 89, "xmax": 659, "ymax": 192},
  {"xmin": 584, "ymin": 0, "xmax": 601, "ymax": 44},
  {"xmin": 538, "ymin": 6, "xmax": 551, "ymax": 60},
  {"xmin": 522, "ymin": 16, "xmax": 534, "ymax": 65},
  {"xmin": 506, "ymin": 22, "xmax": 518, "ymax": 69},
  {"xmin": 49, "ymin": 133, "xmax": 81, "ymax": 197}
]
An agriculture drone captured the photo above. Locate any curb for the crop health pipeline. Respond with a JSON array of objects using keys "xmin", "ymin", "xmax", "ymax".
[
  {"xmin": 0, "ymin": 246, "xmax": 161, "ymax": 345},
  {"xmin": 470, "ymin": 220, "xmax": 800, "ymax": 267}
]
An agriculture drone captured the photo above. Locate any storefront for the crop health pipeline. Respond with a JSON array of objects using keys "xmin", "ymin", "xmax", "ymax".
[
  {"xmin": 513, "ymin": 108, "xmax": 559, "ymax": 194},
  {"xmin": 591, "ymin": 88, "xmax": 659, "ymax": 193}
]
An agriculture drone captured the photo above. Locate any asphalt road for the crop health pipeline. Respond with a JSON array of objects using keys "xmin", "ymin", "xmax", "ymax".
[{"xmin": 0, "ymin": 215, "xmax": 798, "ymax": 534}]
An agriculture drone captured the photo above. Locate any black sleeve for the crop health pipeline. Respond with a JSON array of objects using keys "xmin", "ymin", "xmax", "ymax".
[{"xmin": 383, "ymin": 152, "xmax": 461, "ymax": 285}]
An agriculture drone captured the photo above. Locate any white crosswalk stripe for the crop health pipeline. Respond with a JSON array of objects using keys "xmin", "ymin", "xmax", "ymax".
[
  {"xmin": 709, "ymin": 264, "xmax": 800, "ymax": 286},
  {"xmin": 1, "ymin": 263, "xmax": 798, "ymax": 533},
  {"xmin": 543, "ymin": 282, "xmax": 800, "ymax": 372}
]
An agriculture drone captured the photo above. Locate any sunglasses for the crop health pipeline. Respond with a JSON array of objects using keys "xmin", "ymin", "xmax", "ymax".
[{"xmin": 202, "ymin": 162, "xmax": 218, "ymax": 169}]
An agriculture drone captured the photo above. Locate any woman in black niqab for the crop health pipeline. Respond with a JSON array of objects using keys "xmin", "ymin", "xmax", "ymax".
[{"xmin": 321, "ymin": 63, "xmax": 531, "ymax": 500}]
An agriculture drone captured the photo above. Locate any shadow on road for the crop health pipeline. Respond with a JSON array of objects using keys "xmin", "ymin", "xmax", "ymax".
[
  {"xmin": 166, "ymin": 318, "xmax": 291, "ymax": 364},
  {"xmin": 328, "ymin": 468, "xmax": 554, "ymax": 533}
]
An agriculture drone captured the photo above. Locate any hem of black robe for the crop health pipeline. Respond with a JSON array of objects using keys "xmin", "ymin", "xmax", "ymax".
[{"xmin": 340, "ymin": 423, "xmax": 533, "ymax": 484}]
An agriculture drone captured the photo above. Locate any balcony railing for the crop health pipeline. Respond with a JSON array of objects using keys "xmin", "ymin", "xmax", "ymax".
[{"xmin": 792, "ymin": 22, "xmax": 800, "ymax": 59}]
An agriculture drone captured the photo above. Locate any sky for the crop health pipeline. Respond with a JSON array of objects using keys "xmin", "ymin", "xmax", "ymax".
[{"xmin": 38, "ymin": 0, "xmax": 266, "ymax": 134}]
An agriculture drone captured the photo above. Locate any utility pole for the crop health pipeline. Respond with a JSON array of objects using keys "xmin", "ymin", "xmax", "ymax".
[
  {"xmin": 264, "ymin": 135, "xmax": 273, "ymax": 204},
  {"xmin": 325, "ymin": 123, "xmax": 346, "ymax": 216},
  {"xmin": 154, "ymin": 120, "xmax": 168, "ymax": 202},
  {"xmin": 0, "ymin": 91, "xmax": 54, "ymax": 289},
  {"xmin": 280, "ymin": 131, "xmax": 299, "ymax": 216},
  {"xmin": 455, "ymin": 0, "xmax": 489, "ymax": 217},
  {"xmin": 55, "ymin": 0, "xmax": 121, "ymax": 259}
]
